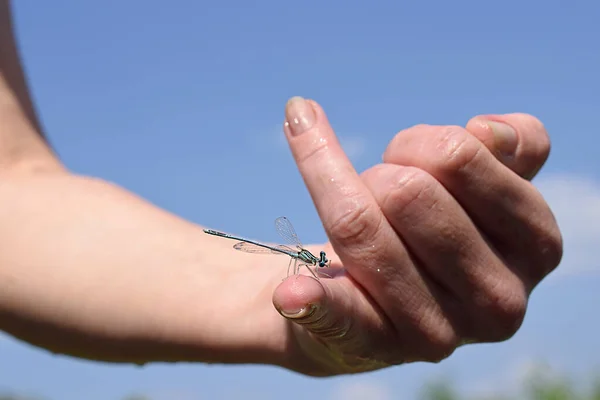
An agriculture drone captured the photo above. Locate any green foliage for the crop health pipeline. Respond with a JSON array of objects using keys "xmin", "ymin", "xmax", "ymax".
[
  {"xmin": 419, "ymin": 379, "xmax": 461, "ymax": 400},
  {"xmin": 420, "ymin": 364, "xmax": 600, "ymax": 400},
  {"xmin": 3, "ymin": 363, "xmax": 600, "ymax": 400},
  {"xmin": 121, "ymin": 396, "xmax": 152, "ymax": 400},
  {"xmin": 0, "ymin": 395, "xmax": 41, "ymax": 400}
]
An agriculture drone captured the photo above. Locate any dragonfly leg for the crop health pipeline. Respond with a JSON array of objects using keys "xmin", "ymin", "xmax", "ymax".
[
  {"xmin": 316, "ymin": 269, "xmax": 332, "ymax": 279},
  {"xmin": 286, "ymin": 257, "xmax": 296, "ymax": 278},
  {"xmin": 302, "ymin": 264, "xmax": 320, "ymax": 280},
  {"xmin": 295, "ymin": 260, "xmax": 302, "ymax": 276}
]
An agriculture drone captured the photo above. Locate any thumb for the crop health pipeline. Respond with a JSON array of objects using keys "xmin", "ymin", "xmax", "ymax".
[{"xmin": 272, "ymin": 274, "xmax": 392, "ymax": 371}]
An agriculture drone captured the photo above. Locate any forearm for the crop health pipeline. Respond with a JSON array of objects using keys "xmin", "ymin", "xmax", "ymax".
[
  {"xmin": 0, "ymin": 173, "xmax": 284, "ymax": 366},
  {"xmin": 0, "ymin": 1, "xmax": 288, "ymax": 370}
]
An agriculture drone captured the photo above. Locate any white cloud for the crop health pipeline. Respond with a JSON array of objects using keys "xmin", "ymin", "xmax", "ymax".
[
  {"xmin": 329, "ymin": 379, "xmax": 392, "ymax": 400},
  {"xmin": 533, "ymin": 173, "xmax": 600, "ymax": 278}
]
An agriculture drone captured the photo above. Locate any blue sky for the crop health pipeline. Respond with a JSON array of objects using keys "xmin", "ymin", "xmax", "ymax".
[{"xmin": 1, "ymin": 1, "xmax": 599, "ymax": 399}]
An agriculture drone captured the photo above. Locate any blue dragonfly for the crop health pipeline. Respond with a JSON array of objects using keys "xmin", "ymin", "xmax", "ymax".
[{"xmin": 203, "ymin": 216, "xmax": 330, "ymax": 279}]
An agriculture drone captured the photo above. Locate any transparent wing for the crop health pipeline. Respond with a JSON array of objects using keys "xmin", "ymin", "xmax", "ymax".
[
  {"xmin": 233, "ymin": 241, "xmax": 293, "ymax": 255},
  {"xmin": 274, "ymin": 244, "xmax": 296, "ymax": 253},
  {"xmin": 274, "ymin": 216, "xmax": 303, "ymax": 250}
]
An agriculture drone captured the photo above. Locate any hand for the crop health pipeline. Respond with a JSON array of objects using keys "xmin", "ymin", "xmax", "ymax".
[{"xmin": 272, "ymin": 97, "xmax": 563, "ymax": 376}]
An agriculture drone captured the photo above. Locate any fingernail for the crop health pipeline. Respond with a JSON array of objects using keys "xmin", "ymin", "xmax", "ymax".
[
  {"xmin": 278, "ymin": 304, "xmax": 317, "ymax": 319},
  {"xmin": 284, "ymin": 96, "xmax": 316, "ymax": 136},
  {"xmin": 486, "ymin": 120, "xmax": 518, "ymax": 157}
]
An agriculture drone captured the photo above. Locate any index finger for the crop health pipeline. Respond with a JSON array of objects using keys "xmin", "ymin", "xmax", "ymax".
[
  {"xmin": 283, "ymin": 98, "xmax": 455, "ymax": 357},
  {"xmin": 283, "ymin": 97, "xmax": 382, "ymax": 259}
]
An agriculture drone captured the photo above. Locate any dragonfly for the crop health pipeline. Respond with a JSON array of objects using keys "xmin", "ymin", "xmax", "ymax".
[{"xmin": 203, "ymin": 216, "xmax": 330, "ymax": 279}]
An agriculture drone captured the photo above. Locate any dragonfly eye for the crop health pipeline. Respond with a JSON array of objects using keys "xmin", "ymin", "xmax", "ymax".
[{"xmin": 318, "ymin": 251, "xmax": 329, "ymax": 267}]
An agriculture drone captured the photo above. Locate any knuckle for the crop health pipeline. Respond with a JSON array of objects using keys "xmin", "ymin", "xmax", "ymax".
[
  {"xmin": 430, "ymin": 126, "xmax": 485, "ymax": 177},
  {"xmin": 516, "ymin": 190, "xmax": 564, "ymax": 283},
  {"xmin": 535, "ymin": 222, "xmax": 564, "ymax": 279},
  {"xmin": 475, "ymin": 277, "xmax": 528, "ymax": 342},
  {"xmin": 411, "ymin": 305, "xmax": 459, "ymax": 363},
  {"xmin": 326, "ymin": 194, "xmax": 382, "ymax": 249},
  {"xmin": 381, "ymin": 167, "xmax": 438, "ymax": 214},
  {"xmin": 420, "ymin": 329, "xmax": 458, "ymax": 363},
  {"xmin": 383, "ymin": 125, "xmax": 431, "ymax": 162},
  {"xmin": 359, "ymin": 163, "xmax": 389, "ymax": 182}
]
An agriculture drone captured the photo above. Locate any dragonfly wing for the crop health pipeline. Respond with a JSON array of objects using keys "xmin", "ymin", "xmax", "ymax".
[
  {"xmin": 274, "ymin": 244, "xmax": 295, "ymax": 253},
  {"xmin": 274, "ymin": 216, "xmax": 303, "ymax": 250},
  {"xmin": 233, "ymin": 242, "xmax": 284, "ymax": 255}
]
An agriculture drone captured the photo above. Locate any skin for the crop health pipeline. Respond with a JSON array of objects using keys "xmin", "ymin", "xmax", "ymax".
[{"xmin": 0, "ymin": 0, "xmax": 562, "ymax": 377}]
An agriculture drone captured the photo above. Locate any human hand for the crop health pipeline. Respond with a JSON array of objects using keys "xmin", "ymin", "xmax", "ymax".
[{"xmin": 272, "ymin": 97, "xmax": 562, "ymax": 376}]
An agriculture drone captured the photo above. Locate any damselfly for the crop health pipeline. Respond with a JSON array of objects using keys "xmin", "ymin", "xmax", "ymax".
[{"xmin": 203, "ymin": 216, "xmax": 330, "ymax": 279}]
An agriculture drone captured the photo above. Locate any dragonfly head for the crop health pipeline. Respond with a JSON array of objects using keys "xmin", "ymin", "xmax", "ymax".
[{"xmin": 318, "ymin": 251, "xmax": 329, "ymax": 268}]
